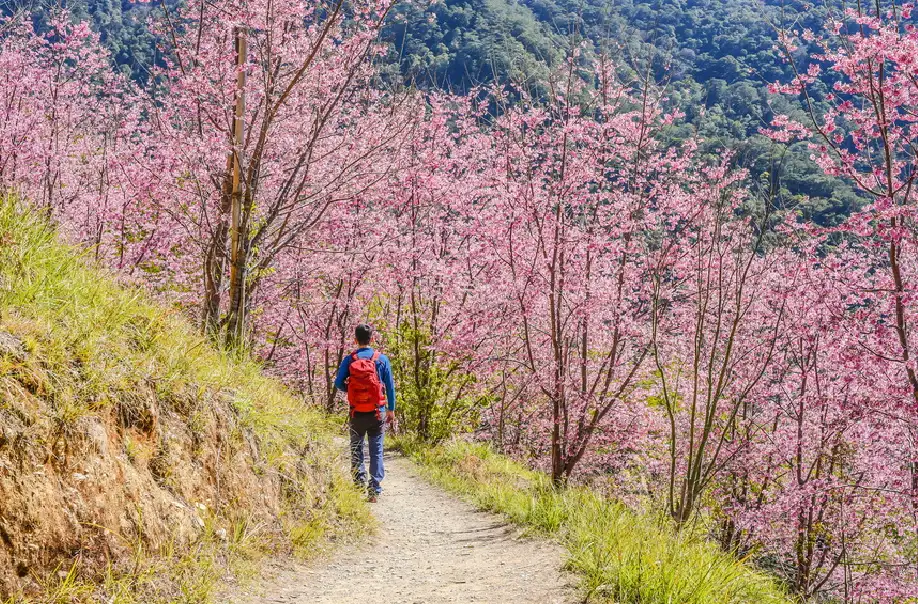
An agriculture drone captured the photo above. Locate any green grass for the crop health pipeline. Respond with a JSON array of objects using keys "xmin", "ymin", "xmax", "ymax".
[
  {"xmin": 393, "ymin": 436, "xmax": 794, "ymax": 604},
  {"xmin": 0, "ymin": 196, "xmax": 371, "ymax": 602}
]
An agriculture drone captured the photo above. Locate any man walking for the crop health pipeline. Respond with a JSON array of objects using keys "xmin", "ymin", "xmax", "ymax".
[{"xmin": 334, "ymin": 324, "xmax": 396, "ymax": 502}]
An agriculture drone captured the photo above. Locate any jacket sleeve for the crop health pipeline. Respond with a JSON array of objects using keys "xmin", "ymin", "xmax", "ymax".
[
  {"xmin": 334, "ymin": 355, "xmax": 351, "ymax": 393},
  {"xmin": 380, "ymin": 356, "xmax": 396, "ymax": 411}
]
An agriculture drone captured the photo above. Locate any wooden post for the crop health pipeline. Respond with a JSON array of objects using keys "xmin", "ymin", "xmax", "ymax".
[{"xmin": 227, "ymin": 26, "xmax": 247, "ymax": 347}]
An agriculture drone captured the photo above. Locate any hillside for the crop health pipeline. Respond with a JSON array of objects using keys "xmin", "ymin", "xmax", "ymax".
[
  {"xmin": 2, "ymin": 0, "xmax": 862, "ymax": 226},
  {"xmin": 379, "ymin": 0, "xmax": 861, "ymax": 225},
  {"xmin": 0, "ymin": 197, "xmax": 367, "ymax": 601}
]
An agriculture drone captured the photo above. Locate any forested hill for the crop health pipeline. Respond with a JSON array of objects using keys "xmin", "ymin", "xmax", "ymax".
[
  {"xmin": 380, "ymin": 0, "xmax": 861, "ymax": 225},
  {"xmin": 4, "ymin": 0, "xmax": 862, "ymax": 224},
  {"xmin": 1, "ymin": 0, "xmax": 164, "ymax": 79},
  {"xmin": 384, "ymin": 0, "xmax": 796, "ymax": 91}
]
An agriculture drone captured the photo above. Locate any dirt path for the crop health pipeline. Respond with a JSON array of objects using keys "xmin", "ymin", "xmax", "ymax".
[{"xmin": 231, "ymin": 453, "xmax": 577, "ymax": 604}]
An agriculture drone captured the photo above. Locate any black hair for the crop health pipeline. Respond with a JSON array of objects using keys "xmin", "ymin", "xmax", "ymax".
[{"xmin": 355, "ymin": 323, "xmax": 373, "ymax": 346}]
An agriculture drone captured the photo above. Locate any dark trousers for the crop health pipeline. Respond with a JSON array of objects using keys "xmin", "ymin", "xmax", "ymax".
[{"xmin": 350, "ymin": 409, "xmax": 385, "ymax": 493}]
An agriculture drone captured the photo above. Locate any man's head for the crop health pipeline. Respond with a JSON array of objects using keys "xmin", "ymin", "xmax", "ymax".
[{"xmin": 355, "ymin": 323, "xmax": 373, "ymax": 346}]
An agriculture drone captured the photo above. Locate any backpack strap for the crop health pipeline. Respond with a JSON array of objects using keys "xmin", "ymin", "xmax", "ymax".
[
  {"xmin": 351, "ymin": 350, "xmax": 379, "ymax": 363},
  {"xmin": 371, "ymin": 351, "xmax": 383, "ymax": 412},
  {"xmin": 348, "ymin": 350, "xmax": 361, "ymax": 418}
]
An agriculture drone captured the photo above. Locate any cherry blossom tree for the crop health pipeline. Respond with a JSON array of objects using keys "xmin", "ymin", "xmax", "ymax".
[
  {"xmin": 750, "ymin": 2, "xmax": 918, "ymax": 596},
  {"xmin": 650, "ymin": 164, "xmax": 790, "ymax": 524},
  {"xmin": 725, "ymin": 250, "xmax": 917, "ymax": 600},
  {"xmin": 138, "ymin": 0, "xmax": 409, "ymax": 345},
  {"xmin": 0, "ymin": 11, "xmax": 131, "ymax": 239},
  {"xmin": 446, "ymin": 60, "xmax": 686, "ymax": 484}
]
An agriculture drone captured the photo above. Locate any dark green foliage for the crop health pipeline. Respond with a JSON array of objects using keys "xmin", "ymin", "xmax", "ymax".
[
  {"xmin": 380, "ymin": 0, "xmax": 564, "ymax": 93},
  {"xmin": 86, "ymin": 0, "xmax": 162, "ymax": 80},
  {"xmin": 2, "ymin": 0, "xmax": 166, "ymax": 81}
]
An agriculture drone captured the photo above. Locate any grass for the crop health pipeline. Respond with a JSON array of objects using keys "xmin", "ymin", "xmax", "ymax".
[
  {"xmin": 393, "ymin": 436, "xmax": 794, "ymax": 604},
  {"xmin": 17, "ymin": 520, "xmax": 249, "ymax": 604},
  {"xmin": 19, "ymin": 507, "xmax": 323, "ymax": 604},
  {"xmin": 0, "ymin": 196, "xmax": 371, "ymax": 602}
]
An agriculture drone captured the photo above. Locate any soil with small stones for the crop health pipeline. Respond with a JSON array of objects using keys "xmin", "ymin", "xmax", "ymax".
[{"xmin": 229, "ymin": 452, "xmax": 578, "ymax": 604}]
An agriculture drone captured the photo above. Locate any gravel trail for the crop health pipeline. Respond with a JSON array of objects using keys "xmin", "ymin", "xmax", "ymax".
[{"xmin": 230, "ymin": 452, "xmax": 577, "ymax": 604}]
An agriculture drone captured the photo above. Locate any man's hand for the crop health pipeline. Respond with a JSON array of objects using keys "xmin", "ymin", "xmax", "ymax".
[{"xmin": 386, "ymin": 410, "xmax": 396, "ymax": 427}]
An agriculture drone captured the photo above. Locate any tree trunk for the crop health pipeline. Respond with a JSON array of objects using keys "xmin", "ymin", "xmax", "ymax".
[
  {"xmin": 202, "ymin": 210, "xmax": 229, "ymax": 335},
  {"xmin": 225, "ymin": 27, "xmax": 248, "ymax": 348},
  {"xmin": 551, "ymin": 395, "xmax": 563, "ymax": 486}
]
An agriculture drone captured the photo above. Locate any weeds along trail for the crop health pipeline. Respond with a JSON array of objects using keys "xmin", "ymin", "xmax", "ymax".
[{"xmin": 226, "ymin": 453, "xmax": 576, "ymax": 604}]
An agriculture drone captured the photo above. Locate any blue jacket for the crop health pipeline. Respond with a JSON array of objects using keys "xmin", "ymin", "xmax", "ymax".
[{"xmin": 334, "ymin": 347, "xmax": 396, "ymax": 411}]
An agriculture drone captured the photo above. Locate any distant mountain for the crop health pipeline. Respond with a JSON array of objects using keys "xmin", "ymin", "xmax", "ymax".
[{"xmin": 382, "ymin": 0, "xmax": 802, "ymax": 92}]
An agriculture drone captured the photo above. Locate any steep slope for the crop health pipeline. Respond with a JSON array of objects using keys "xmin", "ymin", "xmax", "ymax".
[{"xmin": 0, "ymin": 197, "xmax": 367, "ymax": 601}]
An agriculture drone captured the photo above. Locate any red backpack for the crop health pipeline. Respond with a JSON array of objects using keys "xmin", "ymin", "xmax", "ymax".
[{"xmin": 347, "ymin": 350, "xmax": 385, "ymax": 414}]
